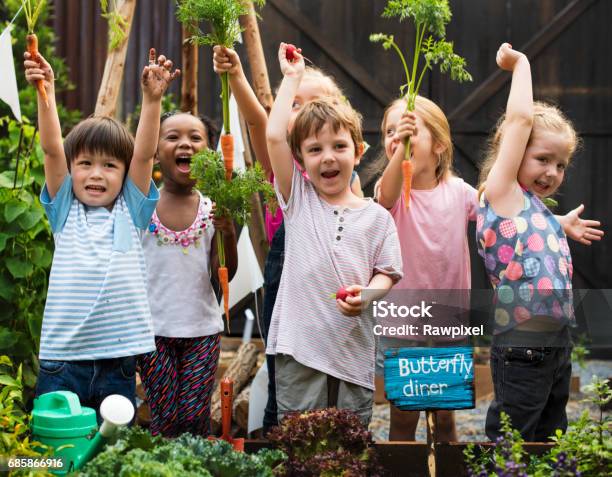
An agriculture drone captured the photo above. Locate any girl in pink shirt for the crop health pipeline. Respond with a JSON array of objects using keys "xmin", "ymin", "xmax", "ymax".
[{"xmin": 376, "ymin": 95, "xmax": 477, "ymax": 442}]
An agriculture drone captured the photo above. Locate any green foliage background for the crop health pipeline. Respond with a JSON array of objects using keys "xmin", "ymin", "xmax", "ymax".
[{"xmin": 0, "ymin": 1, "xmax": 81, "ymax": 394}]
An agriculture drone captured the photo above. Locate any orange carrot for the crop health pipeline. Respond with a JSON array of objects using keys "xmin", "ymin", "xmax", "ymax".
[
  {"xmin": 26, "ymin": 33, "xmax": 48, "ymax": 107},
  {"xmin": 220, "ymin": 134, "xmax": 234, "ymax": 181},
  {"xmin": 402, "ymin": 159, "xmax": 413, "ymax": 208},
  {"xmin": 218, "ymin": 266, "xmax": 230, "ymax": 331}
]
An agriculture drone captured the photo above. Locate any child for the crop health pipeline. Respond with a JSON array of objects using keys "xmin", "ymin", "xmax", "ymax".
[
  {"xmin": 376, "ymin": 95, "xmax": 478, "ymax": 442},
  {"xmin": 265, "ymin": 43, "xmax": 402, "ymax": 425},
  {"xmin": 477, "ymin": 43, "xmax": 603, "ymax": 441},
  {"xmin": 212, "ymin": 45, "xmax": 361, "ymax": 432},
  {"xmin": 24, "ymin": 49, "xmax": 179, "ymax": 411},
  {"xmin": 137, "ymin": 111, "xmax": 238, "ymax": 436}
]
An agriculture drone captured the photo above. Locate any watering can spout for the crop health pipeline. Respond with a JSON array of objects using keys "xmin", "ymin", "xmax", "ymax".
[{"xmin": 32, "ymin": 392, "xmax": 134, "ymax": 474}]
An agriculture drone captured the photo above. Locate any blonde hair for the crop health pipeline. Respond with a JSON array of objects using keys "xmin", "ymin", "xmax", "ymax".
[
  {"xmin": 381, "ymin": 95, "xmax": 453, "ymax": 182},
  {"xmin": 478, "ymin": 101, "xmax": 580, "ymax": 197},
  {"xmin": 274, "ymin": 66, "xmax": 344, "ymax": 99},
  {"xmin": 289, "ymin": 97, "xmax": 363, "ymax": 165}
]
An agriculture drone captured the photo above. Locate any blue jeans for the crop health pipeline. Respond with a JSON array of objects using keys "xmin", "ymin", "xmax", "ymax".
[
  {"xmin": 262, "ymin": 222, "xmax": 285, "ymax": 433},
  {"xmin": 36, "ymin": 356, "xmax": 137, "ymax": 422},
  {"xmin": 485, "ymin": 328, "xmax": 572, "ymax": 442}
]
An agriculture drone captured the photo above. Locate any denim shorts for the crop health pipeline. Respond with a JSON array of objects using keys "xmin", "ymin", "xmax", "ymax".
[{"xmin": 36, "ymin": 356, "xmax": 136, "ymax": 422}]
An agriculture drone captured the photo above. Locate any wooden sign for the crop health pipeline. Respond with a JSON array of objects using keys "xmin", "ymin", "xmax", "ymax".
[{"xmin": 384, "ymin": 347, "xmax": 475, "ymax": 411}]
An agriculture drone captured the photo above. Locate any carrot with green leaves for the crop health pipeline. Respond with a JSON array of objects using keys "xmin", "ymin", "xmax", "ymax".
[
  {"xmin": 176, "ymin": 0, "xmax": 265, "ymax": 182},
  {"xmin": 371, "ymin": 0, "xmax": 471, "ymax": 207},
  {"xmin": 191, "ymin": 149, "xmax": 275, "ymax": 332},
  {"xmin": 22, "ymin": 0, "xmax": 48, "ymax": 107}
]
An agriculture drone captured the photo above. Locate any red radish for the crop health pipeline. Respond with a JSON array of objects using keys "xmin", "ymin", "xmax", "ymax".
[
  {"xmin": 285, "ymin": 44, "xmax": 302, "ymax": 62},
  {"xmin": 332, "ymin": 287, "xmax": 357, "ymax": 302}
]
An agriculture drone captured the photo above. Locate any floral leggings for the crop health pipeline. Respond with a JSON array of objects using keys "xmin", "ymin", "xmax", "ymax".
[{"xmin": 138, "ymin": 335, "xmax": 220, "ymax": 437}]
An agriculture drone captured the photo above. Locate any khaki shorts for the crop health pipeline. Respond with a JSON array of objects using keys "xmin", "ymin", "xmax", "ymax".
[{"xmin": 275, "ymin": 354, "xmax": 373, "ymax": 426}]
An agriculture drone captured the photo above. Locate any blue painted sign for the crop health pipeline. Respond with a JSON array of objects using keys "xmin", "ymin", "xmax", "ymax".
[{"xmin": 384, "ymin": 347, "xmax": 475, "ymax": 411}]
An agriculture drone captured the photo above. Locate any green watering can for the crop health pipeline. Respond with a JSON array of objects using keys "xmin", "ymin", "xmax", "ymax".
[{"xmin": 31, "ymin": 391, "xmax": 134, "ymax": 474}]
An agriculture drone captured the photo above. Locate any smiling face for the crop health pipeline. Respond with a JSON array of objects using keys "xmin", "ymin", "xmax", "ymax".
[
  {"xmin": 157, "ymin": 114, "xmax": 209, "ymax": 190},
  {"xmin": 70, "ymin": 152, "xmax": 126, "ymax": 209},
  {"xmin": 300, "ymin": 123, "xmax": 358, "ymax": 203},
  {"xmin": 517, "ymin": 130, "xmax": 570, "ymax": 198}
]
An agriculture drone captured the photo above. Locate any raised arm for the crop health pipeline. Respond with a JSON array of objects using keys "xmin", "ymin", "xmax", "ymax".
[
  {"xmin": 377, "ymin": 111, "xmax": 417, "ymax": 208},
  {"xmin": 24, "ymin": 52, "xmax": 66, "ymax": 197},
  {"xmin": 484, "ymin": 43, "xmax": 533, "ymax": 215},
  {"xmin": 213, "ymin": 46, "xmax": 272, "ymax": 180},
  {"xmin": 130, "ymin": 49, "xmax": 180, "ymax": 194},
  {"xmin": 266, "ymin": 43, "xmax": 305, "ymax": 202}
]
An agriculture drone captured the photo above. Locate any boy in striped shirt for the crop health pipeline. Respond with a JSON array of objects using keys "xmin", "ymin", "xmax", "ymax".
[
  {"xmin": 24, "ymin": 48, "xmax": 179, "ymax": 412},
  {"xmin": 266, "ymin": 44, "xmax": 403, "ymax": 425}
]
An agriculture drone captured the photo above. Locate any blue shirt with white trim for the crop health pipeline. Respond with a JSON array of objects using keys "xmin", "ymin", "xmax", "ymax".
[{"xmin": 39, "ymin": 174, "xmax": 159, "ymax": 360}]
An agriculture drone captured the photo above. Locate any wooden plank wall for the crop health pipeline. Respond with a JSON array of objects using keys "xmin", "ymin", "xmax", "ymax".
[{"xmin": 50, "ymin": 0, "xmax": 611, "ymax": 291}]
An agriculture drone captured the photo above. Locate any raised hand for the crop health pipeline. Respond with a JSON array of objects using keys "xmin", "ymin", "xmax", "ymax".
[
  {"xmin": 561, "ymin": 204, "xmax": 604, "ymax": 245},
  {"xmin": 213, "ymin": 45, "xmax": 242, "ymax": 76},
  {"xmin": 24, "ymin": 51, "xmax": 54, "ymax": 94},
  {"xmin": 141, "ymin": 48, "xmax": 180, "ymax": 101},
  {"xmin": 278, "ymin": 42, "xmax": 305, "ymax": 78},
  {"xmin": 496, "ymin": 42, "xmax": 526, "ymax": 72},
  {"xmin": 396, "ymin": 112, "xmax": 418, "ymax": 142}
]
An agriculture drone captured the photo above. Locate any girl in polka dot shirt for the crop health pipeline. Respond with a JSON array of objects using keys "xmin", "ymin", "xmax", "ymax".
[{"xmin": 476, "ymin": 43, "xmax": 603, "ymax": 442}]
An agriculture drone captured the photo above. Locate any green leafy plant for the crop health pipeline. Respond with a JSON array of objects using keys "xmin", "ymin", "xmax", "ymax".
[
  {"xmin": 79, "ymin": 426, "xmax": 286, "ymax": 477},
  {"xmin": 464, "ymin": 376, "xmax": 612, "ymax": 476},
  {"xmin": 191, "ymin": 148, "xmax": 275, "ymax": 329},
  {"xmin": 176, "ymin": 0, "xmax": 265, "ymax": 134},
  {"xmin": 0, "ymin": 355, "xmax": 54, "ymax": 477},
  {"xmin": 0, "ymin": 119, "xmax": 52, "ymax": 395},
  {"xmin": 191, "ymin": 149, "xmax": 275, "ymax": 226},
  {"xmin": 99, "ymin": 0, "xmax": 129, "ymax": 51},
  {"xmin": 370, "ymin": 0, "xmax": 472, "ymax": 162},
  {"xmin": 266, "ymin": 408, "xmax": 384, "ymax": 477},
  {"xmin": 0, "ymin": 3, "xmax": 80, "ymax": 394}
]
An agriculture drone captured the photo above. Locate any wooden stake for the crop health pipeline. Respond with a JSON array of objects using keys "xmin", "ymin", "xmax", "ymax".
[
  {"xmin": 94, "ymin": 0, "xmax": 137, "ymax": 117},
  {"xmin": 426, "ymin": 411, "xmax": 437, "ymax": 477},
  {"xmin": 239, "ymin": 111, "xmax": 268, "ymax": 268},
  {"xmin": 239, "ymin": 1, "xmax": 273, "ymax": 112},
  {"xmin": 180, "ymin": 23, "xmax": 198, "ymax": 114}
]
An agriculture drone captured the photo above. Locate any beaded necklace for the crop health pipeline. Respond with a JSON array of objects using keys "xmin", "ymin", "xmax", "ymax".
[{"xmin": 147, "ymin": 195, "xmax": 213, "ymax": 254}]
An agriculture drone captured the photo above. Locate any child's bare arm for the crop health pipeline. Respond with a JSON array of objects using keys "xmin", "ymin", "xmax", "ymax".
[
  {"xmin": 556, "ymin": 204, "xmax": 604, "ymax": 246},
  {"xmin": 485, "ymin": 43, "xmax": 533, "ymax": 213},
  {"xmin": 378, "ymin": 112, "xmax": 417, "ymax": 208},
  {"xmin": 131, "ymin": 49, "xmax": 180, "ymax": 194},
  {"xmin": 24, "ymin": 52, "xmax": 66, "ymax": 197},
  {"xmin": 266, "ymin": 43, "xmax": 305, "ymax": 202},
  {"xmin": 213, "ymin": 46, "xmax": 272, "ymax": 179},
  {"xmin": 351, "ymin": 173, "xmax": 363, "ymax": 198}
]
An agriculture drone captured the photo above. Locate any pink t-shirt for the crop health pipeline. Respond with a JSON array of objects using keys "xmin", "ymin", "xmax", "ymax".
[{"xmin": 379, "ymin": 176, "xmax": 478, "ymax": 340}]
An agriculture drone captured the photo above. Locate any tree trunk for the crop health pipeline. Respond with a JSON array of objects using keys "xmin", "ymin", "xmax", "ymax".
[
  {"xmin": 239, "ymin": 1, "xmax": 273, "ymax": 112},
  {"xmin": 240, "ymin": 112, "xmax": 269, "ymax": 268},
  {"xmin": 180, "ymin": 23, "xmax": 198, "ymax": 114},
  {"xmin": 94, "ymin": 0, "xmax": 137, "ymax": 117},
  {"xmin": 210, "ymin": 342, "xmax": 259, "ymax": 434}
]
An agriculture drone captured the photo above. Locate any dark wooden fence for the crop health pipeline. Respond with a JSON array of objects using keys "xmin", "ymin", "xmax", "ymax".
[{"xmin": 50, "ymin": 0, "xmax": 612, "ymax": 294}]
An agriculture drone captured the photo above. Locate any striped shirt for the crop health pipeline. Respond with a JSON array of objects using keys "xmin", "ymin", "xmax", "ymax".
[
  {"xmin": 39, "ymin": 175, "xmax": 159, "ymax": 360},
  {"xmin": 266, "ymin": 165, "xmax": 403, "ymax": 390}
]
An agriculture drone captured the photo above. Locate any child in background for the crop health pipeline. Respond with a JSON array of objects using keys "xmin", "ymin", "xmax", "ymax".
[
  {"xmin": 376, "ymin": 95, "xmax": 478, "ymax": 442},
  {"xmin": 137, "ymin": 112, "xmax": 238, "ymax": 437},
  {"xmin": 212, "ymin": 45, "xmax": 361, "ymax": 432},
  {"xmin": 265, "ymin": 43, "xmax": 402, "ymax": 425},
  {"xmin": 24, "ymin": 49, "xmax": 178, "ymax": 410},
  {"xmin": 477, "ymin": 43, "xmax": 603, "ymax": 441}
]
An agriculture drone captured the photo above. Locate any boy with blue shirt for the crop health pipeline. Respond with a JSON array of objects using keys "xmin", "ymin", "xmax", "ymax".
[{"xmin": 24, "ymin": 48, "xmax": 179, "ymax": 411}]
